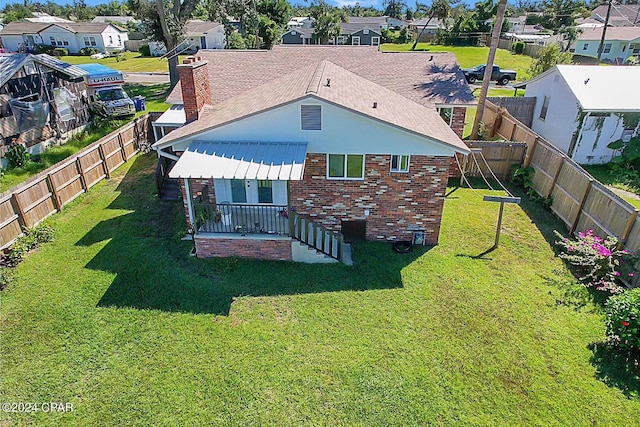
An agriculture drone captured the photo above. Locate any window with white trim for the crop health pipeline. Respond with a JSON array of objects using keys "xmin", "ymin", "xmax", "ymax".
[
  {"xmin": 390, "ymin": 155, "xmax": 410, "ymax": 172},
  {"xmin": 327, "ymin": 154, "xmax": 365, "ymax": 179},
  {"xmin": 371, "ymin": 36, "xmax": 380, "ymax": 46},
  {"xmin": 539, "ymin": 95, "xmax": 550, "ymax": 120},
  {"xmin": 337, "ymin": 35, "xmax": 346, "ymax": 44},
  {"xmin": 301, "ymin": 105, "xmax": 321, "ymax": 130},
  {"xmin": 437, "ymin": 107, "xmax": 453, "ymax": 126},
  {"xmin": 363, "ymin": 29, "xmax": 369, "ymax": 34},
  {"xmin": 352, "ymin": 36, "xmax": 360, "ymax": 45}
]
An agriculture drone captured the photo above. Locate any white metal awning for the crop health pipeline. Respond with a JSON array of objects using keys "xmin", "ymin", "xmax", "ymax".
[
  {"xmin": 153, "ymin": 104, "xmax": 186, "ymax": 126},
  {"xmin": 168, "ymin": 141, "xmax": 308, "ymax": 180}
]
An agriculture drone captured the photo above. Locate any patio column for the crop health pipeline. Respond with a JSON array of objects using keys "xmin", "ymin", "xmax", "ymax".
[{"xmin": 184, "ymin": 178, "xmax": 195, "ymax": 230}]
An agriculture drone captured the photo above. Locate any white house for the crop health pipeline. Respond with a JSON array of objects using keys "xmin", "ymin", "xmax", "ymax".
[
  {"xmin": 0, "ymin": 21, "xmax": 128, "ymax": 54},
  {"xmin": 524, "ymin": 65, "xmax": 640, "ymax": 164},
  {"xmin": 575, "ymin": 27, "xmax": 640, "ymax": 63},
  {"xmin": 149, "ymin": 20, "xmax": 225, "ymax": 56},
  {"xmin": 25, "ymin": 12, "xmax": 72, "ymax": 23}
]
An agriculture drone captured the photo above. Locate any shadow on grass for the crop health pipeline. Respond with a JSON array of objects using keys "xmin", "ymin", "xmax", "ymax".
[
  {"xmin": 76, "ymin": 155, "xmax": 424, "ymax": 316},
  {"xmin": 589, "ymin": 342, "xmax": 640, "ymax": 399}
]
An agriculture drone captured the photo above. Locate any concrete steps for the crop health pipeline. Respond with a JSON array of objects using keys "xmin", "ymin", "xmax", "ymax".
[
  {"xmin": 160, "ymin": 178, "xmax": 181, "ymax": 201},
  {"xmin": 291, "ymin": 241, "xmax": 353, "ymax": 265}
]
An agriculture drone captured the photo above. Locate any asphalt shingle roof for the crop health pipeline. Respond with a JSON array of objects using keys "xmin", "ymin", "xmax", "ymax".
[
  {"xmin": 166, "ymin": 46, "xmax": 475, "ymax": 107},
  {"xmin": 157, "ymin": 60, "xmax": 469, "ymax": 153}
]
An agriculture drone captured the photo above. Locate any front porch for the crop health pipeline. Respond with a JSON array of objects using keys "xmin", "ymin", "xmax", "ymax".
[{"xmin": 193, "ymin": 202, "xmax": 290, "ymax": 235}]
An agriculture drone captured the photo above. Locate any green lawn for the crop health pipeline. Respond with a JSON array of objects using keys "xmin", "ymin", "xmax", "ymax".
[
  {"xmin": 1, "ymin": 154, "xmax": 639, "ymax": 425},
  {"xmin": 0, "ymin": 84, "xmax": 169, "ymax": 193},
  {"xmin": 381, "ymin": 43, "xmax": 534, "ymax": 81},
  {"xmin": 60, "ymin": 52, "xmax": 187, "ymax": 73}
]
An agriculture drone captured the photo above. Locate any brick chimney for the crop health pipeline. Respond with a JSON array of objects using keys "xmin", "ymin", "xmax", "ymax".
[{"xmin": 178, "ymin": 56, "xmax": 211, "ymax": 123}]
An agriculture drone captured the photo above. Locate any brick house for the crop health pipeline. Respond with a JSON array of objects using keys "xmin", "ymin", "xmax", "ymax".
[{"xmin": 154, "ymin": 49, "xmax": 473, "ymax": 263}]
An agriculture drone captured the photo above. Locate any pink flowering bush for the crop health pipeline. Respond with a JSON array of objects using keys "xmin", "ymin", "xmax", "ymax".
[
  {"xmin": 605, "ymin": 288, "xmax": 640, "ymax": 355},
  {"xmin": 554, "ymin": 229, "xmax": 637, "ymax": 294}
]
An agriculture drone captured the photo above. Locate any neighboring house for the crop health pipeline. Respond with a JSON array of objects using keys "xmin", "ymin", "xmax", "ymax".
[
  {"xmin": 152, "ymin": 47, "xmax": 475, "ymax": 262},
  {"xmin": 0, "ymin": 53, "xmax": 90, "ymax": 160},
  {"xmin": 149, "ymin": 20, "xmax": 226, "ymax": 56},
  {"xmin": 505, "ymin": 16, "xmax": 527, "ymax": 33},
  {"xmin": 92, "ymin": 16, "xmax": 139, "ymax": 25},
  {"xmin": 281, "ymin": 23, "xmax": 382, "ymax": 46},
  {"xmin": 575, "ymin": 27, "xmax": 640, "ymax": 62},
  {"xmin": 25, "ymin": 12, "xmax": 72, "ymax": 23},
  {"xmin": 347, "ymin": 16, "xmax": 406, "ymax": 29},
  {"xmin": 287, "ymin": 17, "xmax": 313, "ymax": 29},
  {"xmin": 591, "ymin": 3, "xmax": 640, "ymax": 27},
  {"xmin": 523, "ymin": 65, "xmax": 640, "ymax": 165},
  {"xmin": 0, "ymin": 21, "xmax": 128, "ymax": 54},
  {"xmin": 408, "ymin": 18, "xmax": 443, "ymax": 42}
]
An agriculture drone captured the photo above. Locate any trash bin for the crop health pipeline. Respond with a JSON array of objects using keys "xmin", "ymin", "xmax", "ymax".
[{"xmin": 133, "ymin": 95, "xmax": 146, "ymax": 112}]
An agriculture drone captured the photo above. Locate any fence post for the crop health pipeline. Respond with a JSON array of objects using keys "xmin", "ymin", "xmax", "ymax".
[
  {"xmin": 504, "ymin": 144, "xmax": 513, "ymax": 180},
  {"xmin": 620, "ymin": 210, "xmax": 638, "ymax": 249},
  {"xmin": 76, "ymin": 157, "xmax": 87, "ymax": 191},
  {"xmin": 570, "ymin": 179, "xmax": 593, "ymax": 234},
  {"xmin": 546, "ymin": 155, "xmax": 565, "ymax": 199},
  {"xmin": 11, "ymin": 193, "xmax": 26, "ymax": 229},
  {"xmin": 97, "ymin": 144, "xmax": 111, "ymax": 179},
  {"xmin": 46, "ymin": 173, "xmax": 61, "ymax": 212},
  {"xmin": 523, "ymin": 138, "xmax": 537, "ymax": 169},
  {"xmin": 117, "ymin": 132, "xmax": 127, "ymax": 162}
]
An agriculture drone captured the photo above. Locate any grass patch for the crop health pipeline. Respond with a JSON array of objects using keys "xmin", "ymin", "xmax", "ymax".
[
  {"xmin": 381, "ymin": 43, "xmax": 534, "ymax": 81},
  {"xmin": 1, "ymin": 154, "xmax": 640, "ymax": 424},
  {"xmin": 124, "ymin": 83, "xmax": 171, "ymax": 116},
  {"xmin": 60, "ymin": 52, "xmax": 187, "ymax": 73}
]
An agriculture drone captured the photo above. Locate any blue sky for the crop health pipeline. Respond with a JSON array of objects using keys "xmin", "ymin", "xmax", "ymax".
[{"xmin": 0, "ymin": 0, "xmax": 480, "ymax": 11}]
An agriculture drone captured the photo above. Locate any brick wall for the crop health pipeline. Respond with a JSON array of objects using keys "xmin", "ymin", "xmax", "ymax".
[
  {"xmin": 195, "ymin": 237, "xmax": 293, "ymax": 261},
  {"xmin": 451, "ymin": 107, "xmax": 466, "ymax": 139},
  {"xmin": 289, "ymin": 154, "xmax": 450, "ymax": 245},
  {"xmin": 177, "ymin": 57, "xmax": 212, "ymax": 123}
]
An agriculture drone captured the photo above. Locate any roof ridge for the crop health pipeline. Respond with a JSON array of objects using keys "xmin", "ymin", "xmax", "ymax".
[{"xmin": 306, "ymin": 61, "xmax": 327, "ymax": 94}]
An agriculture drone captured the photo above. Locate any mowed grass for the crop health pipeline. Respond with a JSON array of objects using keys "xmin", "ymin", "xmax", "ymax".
[
  {"xmin": 381, "ymin": 43, "xmax": 534, "ymax": 81},
  {"xmin": 60, "ymin": 52, "xmax": 187, "ymax": 73},
  {"xmin": 1, "ymin": 154, "xmax": 640, "ymax": 425}
]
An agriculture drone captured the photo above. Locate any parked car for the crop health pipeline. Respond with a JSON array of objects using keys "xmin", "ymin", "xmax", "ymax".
[{"xmin": 463, "ymin": 65, "xmax": 517, "ymax": 85}]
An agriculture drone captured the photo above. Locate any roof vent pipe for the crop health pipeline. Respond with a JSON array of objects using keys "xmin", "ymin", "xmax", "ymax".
[
  {"xmin": 326, "ymin": 78, "xmax": 331, "ymax": 87},
  {"xmin": 373, "ymin": 102, "xmax": 378, "ymax": 108}
]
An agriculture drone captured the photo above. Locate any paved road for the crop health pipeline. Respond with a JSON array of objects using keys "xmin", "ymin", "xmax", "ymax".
[{"xmin": 124, "ymin": 72, "xmax": 170, "ymax": 84}]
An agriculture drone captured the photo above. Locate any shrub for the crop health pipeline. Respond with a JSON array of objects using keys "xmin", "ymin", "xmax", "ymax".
[
  {"xmin": 2, "ymin": 224, "xmax": 55, "ymax": 268},
  {"xmin": 35, "ymin": 44, "xmax": 56, "ymax": 55},
  {"xmin": 0, "ymin": 267, "xmax": 13, "ymax": 291},
  {"xmin": 5, "ymin": 144, "xmax": 31, "ymax": 169},
  {"xmin": 554, "ymin": 229, "xmax": 636, "ymax": 294},
  {"xmin": 79, "ymin": 47, "xmax": 99, "ymax": 56},
  {"xmin": 139, "ymin": 44, "xmax": 151, "ymax": 57},
  {"xmin": 52, "ymin": 47, "xmax": 68, "ymax": 57},
  {"xmin": 513, "ymin": 41, "xmax": 525, "ymax": 55},
  {"xmin": 605, "ymin": 288, "xmax": 640, "ymax": 354}
]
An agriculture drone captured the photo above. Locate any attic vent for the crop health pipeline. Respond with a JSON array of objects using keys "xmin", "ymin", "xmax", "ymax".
[{"xmin": 301, "ymin": 105, "xmax": 321, "ymax": 130}]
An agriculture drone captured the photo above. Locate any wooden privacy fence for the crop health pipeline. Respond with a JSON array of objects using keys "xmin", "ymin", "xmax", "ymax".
[
  {"xmin": 464, "ymin": 141, "xmax": 528, "ymax": 180},
  {"xmin": 481, "ymin": 100, "xmax": 640, "ymax": 276},
  {"xmin": 0, "ymin": 114, "xmax": 153, "ymax": 250}
]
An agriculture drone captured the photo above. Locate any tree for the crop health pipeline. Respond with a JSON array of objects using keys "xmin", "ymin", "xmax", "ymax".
[
  {"xmin": 383, "ymin": 0, "xmax": 406, "ymax": 19},
  {"xmin": 257, "ymin": 0, "xmax": 291, "ymax": 27},
  {"xmin": 152, "ymin": 0, "xmax": 201, "ymax": 88},
  {"xmin": 258, "ymin": 15, "xmax": 281, "ymax": 48},
  {"xmin": 528, "ymin": 43, "xmax": 573, "ymax": 76},
  {"xmin": 540, "ymin": 0, "xmax": 588, "ymax": 30},
  {"xmin": 310, "ymin": 0, "xmax": 345, "ymax": 44},
  {"xmin": 412, "ymin": 0, "xmax": 451, "ymax": 50}
]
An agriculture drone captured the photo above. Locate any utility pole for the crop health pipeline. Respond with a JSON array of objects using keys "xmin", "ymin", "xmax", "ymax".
[
  {"xmin": 470, "ymin": 0, "xmax": 507, "ymax": 140},
  {"xmin": 597, "ymin": 0, "xmax": 613, "ymax": 63}
]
